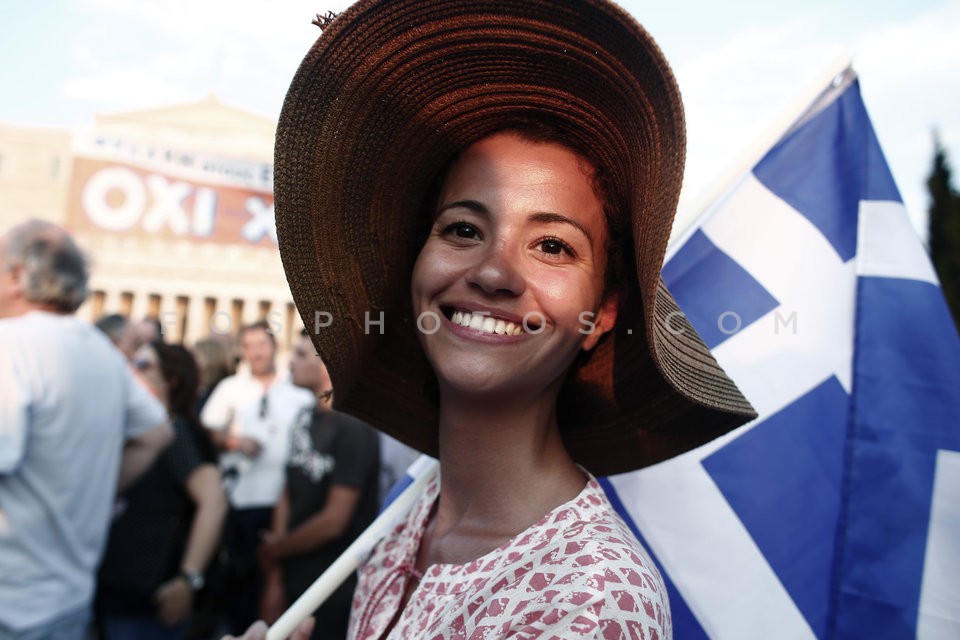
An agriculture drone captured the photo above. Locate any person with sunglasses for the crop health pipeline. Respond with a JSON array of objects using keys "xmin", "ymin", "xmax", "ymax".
[{"xmin": 97, "ymin": 342, "xmax": 228, "ymax": 640}]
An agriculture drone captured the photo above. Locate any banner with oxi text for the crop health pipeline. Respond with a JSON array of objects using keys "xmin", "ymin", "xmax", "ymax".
[{"xmin": 66, "ymin": 134, "xmax": 277, "ymax": 246}]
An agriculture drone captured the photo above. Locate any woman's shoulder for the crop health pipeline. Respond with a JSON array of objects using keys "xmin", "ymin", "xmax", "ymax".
[
  {"xmin": 493, "ymin": 477, "xmax": 672, "ymax": 636},
  {"xmin": 514, "ymin": 478, "xmax": 656, "ymax": 569}
]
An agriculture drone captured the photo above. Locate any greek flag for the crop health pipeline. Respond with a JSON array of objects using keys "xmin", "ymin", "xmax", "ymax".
[{"xmin": 598, "ymin": 68, "xmax": 960, "ymax": 638}]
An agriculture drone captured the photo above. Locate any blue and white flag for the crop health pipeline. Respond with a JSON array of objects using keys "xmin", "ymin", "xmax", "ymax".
[{"xmin": 598, "ymin": 68, "xmax": 960, "ymax": 639}]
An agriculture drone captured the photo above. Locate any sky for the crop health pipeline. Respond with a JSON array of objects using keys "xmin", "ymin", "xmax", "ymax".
[{"xmin": 1, "ymin": 0, "xmax": 958, "ymax": 240}]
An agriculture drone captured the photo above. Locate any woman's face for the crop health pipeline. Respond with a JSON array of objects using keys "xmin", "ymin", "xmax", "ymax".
[
  {"xmin": 411, "ymin": 132, "xmax": 618, "ymax": 398},
  {"xmin": 133, "ymin": 344, "xmax": 168, "ymax": 404},
  {"xmin": 289, "ymin": 334, "xmax": 333, "ymax": 396}
]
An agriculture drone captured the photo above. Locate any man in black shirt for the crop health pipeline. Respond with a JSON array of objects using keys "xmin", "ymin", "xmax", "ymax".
[{"xmin": 258, "ymin": 332, "xmax": 380, "ymax": 639}]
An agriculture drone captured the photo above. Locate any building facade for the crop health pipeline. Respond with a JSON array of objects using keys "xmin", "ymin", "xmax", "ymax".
[{"xmin": 0, "ymin": 96, "xmax": 302, "ymax": 350}]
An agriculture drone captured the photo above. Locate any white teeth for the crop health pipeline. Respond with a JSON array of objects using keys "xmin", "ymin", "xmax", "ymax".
[{"xmin": 451, "ymin": 311, "xmax": 525, "ymax": 336}]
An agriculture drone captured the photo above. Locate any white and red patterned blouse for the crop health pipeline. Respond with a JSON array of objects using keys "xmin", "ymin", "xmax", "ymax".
[{"xmin": 348, "ymin": 471, "xmax": 671, "ymax": 639}]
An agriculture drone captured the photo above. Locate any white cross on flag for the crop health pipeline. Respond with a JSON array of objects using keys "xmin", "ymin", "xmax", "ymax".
[{"xmin": 599, "ymin": 66, "xmax": 960, "ymax": 639}]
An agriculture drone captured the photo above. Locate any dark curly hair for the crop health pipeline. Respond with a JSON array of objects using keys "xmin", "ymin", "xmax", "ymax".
[{"xmin": 151, "ymin": 341, "xmax": 217, "ymax": 463}]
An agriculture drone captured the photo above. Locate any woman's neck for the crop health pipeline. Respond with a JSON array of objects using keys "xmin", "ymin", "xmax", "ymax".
[{"xmin": 424, "ymin": 389, "xmax": 587, "ymax": 564}]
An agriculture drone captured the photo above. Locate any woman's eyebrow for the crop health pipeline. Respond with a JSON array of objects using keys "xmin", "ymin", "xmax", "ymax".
[
  {"xmin": 529, "ymin": 211, "xmax": 593, "ymax": 244},
  {"xmin": 435, "ymin": 200, "xmax": 489, "ymax": 217}
]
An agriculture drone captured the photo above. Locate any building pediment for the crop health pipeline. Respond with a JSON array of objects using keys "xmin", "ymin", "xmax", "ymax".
[{"xmin": 93, "ymin": 94, "xmax": 275, "ymax": 159}]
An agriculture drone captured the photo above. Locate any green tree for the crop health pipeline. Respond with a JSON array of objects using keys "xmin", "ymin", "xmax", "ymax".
[{"xmin": 927, "ymin": 135, "xmax": 960, "ymax": 331}]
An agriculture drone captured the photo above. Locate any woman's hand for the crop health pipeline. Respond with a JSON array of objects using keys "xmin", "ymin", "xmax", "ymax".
[
  {"xmin": 221, "ymin": 617, "xmax": 315, "ymax": 640},
  {"xmin": 153, "ymin": 576, "xmax": 193, "ymax": 626}
]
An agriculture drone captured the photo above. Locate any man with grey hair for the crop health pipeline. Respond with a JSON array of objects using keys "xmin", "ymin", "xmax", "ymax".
[{"xmin": 0, "ymin": 219, "xmax": 172, "ymax": 640}]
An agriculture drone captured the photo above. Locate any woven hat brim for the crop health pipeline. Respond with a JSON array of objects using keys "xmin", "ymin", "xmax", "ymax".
[{"xmin": 275, "ymin": 0, "xmax": 756, "ymax": 476}]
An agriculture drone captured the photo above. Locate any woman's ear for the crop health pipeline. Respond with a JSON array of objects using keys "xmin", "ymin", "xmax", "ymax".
[{"xmin": 581, "ymin": 291, "xmax": 620, "ymax": 352}]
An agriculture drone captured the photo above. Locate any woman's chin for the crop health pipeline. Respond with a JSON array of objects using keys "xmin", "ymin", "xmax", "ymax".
[
  {"xmin": 434, "ymin": 367, "xmax": 522, "ymax": 402},
  {"xmin": 434, "ymin": 368, "xmax": 564, "ymax": 411},
  {"xmin": 438, "ymin": 373, "xmax": 510, "ymax": 399}
]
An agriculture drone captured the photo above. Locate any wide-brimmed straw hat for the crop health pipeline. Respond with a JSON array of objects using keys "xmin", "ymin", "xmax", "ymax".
[{"xmin": 275, "ymin": 0, "xmax": 756, "ymax": 475}]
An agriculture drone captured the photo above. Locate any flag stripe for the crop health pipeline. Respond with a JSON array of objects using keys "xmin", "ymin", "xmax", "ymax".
[
  {"xmin": 916, "ymin": 450, "xmax": 960, "ymax": 639},
  {"xmin": 857, "ymin": 201, "xmax": 938, "ymax": 284},
  {"xmin": 702, "ymin": 377, "xmax": 850, "ymax": 638},
  {"xmin": 833, "ymin": 274, "xmax": 960, "ymax": 638},
  {"xmin": 753, "ymin": 82, "xmax": 900, "ymax": 262},
  {"xmin": 605, "ymin": 460, "xmax": 815, "ymax": 638},
  {"xmin": 661, "ymin": 229, "xmax": 779, "ymax": 349},
  {"xmin": 597, "ymin": 477, "xmax": 710, "ymax": 640}
]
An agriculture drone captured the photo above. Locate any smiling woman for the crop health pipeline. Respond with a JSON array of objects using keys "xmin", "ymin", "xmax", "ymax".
[
  {"xmin": 258, "ymin": 0, "xmax": 757, "ymax": 638},
  {"xmin": 412, "ymin": 132, "xmax": 618, "ymax": 401}
]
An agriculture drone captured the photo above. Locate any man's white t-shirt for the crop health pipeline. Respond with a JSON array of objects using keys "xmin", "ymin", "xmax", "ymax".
[
  {"xmin": 0, "ymin": 312, "xmax": 168, "ymax": 631},
  {"xmin": 201, "ymin": 371, "xmax": 313, "ymax": 509}
]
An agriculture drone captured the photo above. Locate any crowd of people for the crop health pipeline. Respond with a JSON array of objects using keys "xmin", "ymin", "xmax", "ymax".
[{"xmin": 0, "ymin": 218, "xmax": 417, "ymax": 640}]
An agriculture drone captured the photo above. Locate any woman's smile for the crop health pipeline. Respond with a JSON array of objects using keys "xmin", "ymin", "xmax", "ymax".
[
  {"xmin": 450, "ymin": 310, "xmax": 526, "ymax": 336},
  {"xmin": 438, "ymin": 303, "xmax": 542, "ymax": 337}
]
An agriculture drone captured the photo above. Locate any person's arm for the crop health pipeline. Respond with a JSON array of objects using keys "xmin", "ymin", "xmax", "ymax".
[
  {"xmin": 216, "ymin": 430, "xmax": 263, "ymax": 457},
  {"xmin": 179, "ymin": 464, "xmax": 229, "ymax": 574},
  {"xmin": 201, "ymin": 379, "xmax": 262, "ymax": 456},
  {"xmin": 260, "ymin": 486, "xmax": 291, "ymax": 624},
  {"xmin": 201, "ymin": 380, "xmax": 234, "ymax": 451},
  {"xmin": 260, "ymin": 485, "xmax": 361, "ymax": 561},
  {"xmin": 117, "ymin": 421, "xmax": 173, "ymax": 492},
  {"xmin": 155, "ymin": 463, "xmax": 229, "ymax": 626},
  {"xmin": 118, "ymin": 360, "xmax": 174, "ymax": 492},
  {"xmin": 271, "ymin": 485, "xmax": 291, "ymax": 539},
  {"xmin": 0, "ymin": 355, "xmax": 28, "ymax": 474}
]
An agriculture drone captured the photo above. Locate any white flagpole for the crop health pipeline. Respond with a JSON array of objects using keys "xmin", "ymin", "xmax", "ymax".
[
  {"xmin": 266, "ymin": 457, "xmax": 439, "ymax": 640},
  {"xmin": 667, "ymin": 54, "xmax": 855, "ymax": 258}
]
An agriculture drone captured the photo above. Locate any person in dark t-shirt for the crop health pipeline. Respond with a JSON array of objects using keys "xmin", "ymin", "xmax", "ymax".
[{"xmin": 258, "ymin": 332, "xmax": 380, "ymax": 639}]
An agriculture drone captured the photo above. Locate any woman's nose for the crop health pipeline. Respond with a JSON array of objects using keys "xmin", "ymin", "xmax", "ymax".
[{"xmin": 465, "ymin": 242, "xmax": 525, "ymax": 297}]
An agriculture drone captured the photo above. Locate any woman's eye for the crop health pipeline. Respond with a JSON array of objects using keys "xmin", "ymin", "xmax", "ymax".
[
  {"xmin": 440, "ymin": 221, "xmax": 479, "ymax": 239},
  {"xmin": 455, "ymin": 224, "xmax": 477, "ymax": 238},
  {"xmin": 538, "ymin": 238, "xmax": 574, "ymax": 256}
]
